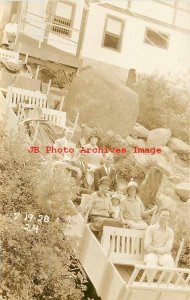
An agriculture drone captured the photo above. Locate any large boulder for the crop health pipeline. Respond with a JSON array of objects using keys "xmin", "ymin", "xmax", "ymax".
[
  {"xmin": 161, "ymin": 146, "xmax": 176, "ymax": 163},
  {"xmin": 157, "ymin": 193, "xmax": 178, "ymax": 212},
  {"xmin": 168, "ymin": 137, "xmax": 190, "ymax": 154},
  {"xmin": 146, "ymin": 128, "xmax": 171, "ymax": 147},
  {"xmin": 154, "ymin": 154, "xmax": 173, "ymax": 177},
  {"xmin": 126, "ymin": 135, "xmax": 145, "ymax": 148},
  {"xmin": 131, "ymin": 122, "xmax": 149, "ymax": 138},
  {"xmin": 175, "ymin": 182, "xmax": 190, "ymax": 201},
  {"xmin": 64, "ymin": 68, "xmax": 139, "ymax": 136}
]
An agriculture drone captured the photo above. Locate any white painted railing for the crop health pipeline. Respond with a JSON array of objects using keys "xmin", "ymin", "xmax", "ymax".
[
  {"xmin": 0, "ymin": 48, "xmax": 19, "ymax": 61},
  {"xmin": 128, "ymin": 264, "xmax": 190, "ymax": 292},
  {"xmin": 18, "ymin": 104, "xmax": 66, "ymax": 128},
  {"xmin": 41, "ymin": 108, "xmax": 66, "ymax": 127},
  {"xmin": 6, "ymin": 86, "xmax": 48, "ymax": 110}
]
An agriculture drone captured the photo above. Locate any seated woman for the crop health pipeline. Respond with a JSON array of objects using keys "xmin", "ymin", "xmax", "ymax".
[
  {"xmin": 1, "ymin": 14, "xmax": 18, "ymax": 50},
  {"xmin": 88, "ymin": 176, "xmax": 120, "ymax": 233},
  {"xmin": 120, "ymin": 178, "xmax": 157, "ymax": 230},
  {"xmin": 83, "ymin": 131, "xmax": 103, "ymax": 170},
  {"xmin": 83, "ymin": 130, "xmax": 104, "ymax": 189}
]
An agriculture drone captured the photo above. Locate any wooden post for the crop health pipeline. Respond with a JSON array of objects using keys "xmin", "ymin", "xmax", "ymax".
[
  {"xmin": 24, "ymin": 52, "xmax": 29, "ymax": 64},
  {"xmin": 127, "ymin": 266, "xmax": 140, "ymax": 286},
  {"xmin": 107, "ymin": 232, "xmax": 116, "ymax": 260},
  {"xmin": 32, "ymin": 121, "xmax": 40, "ymax": 145},
  {"xmin": 76, "ymin": 0, "xmax": 90, "ymax": 58},
  {"xmin": 17, "ymin": 42, "xmax": 22, "ymax": 54},
  {"xmin": 35, "ymin": 65, "xmax": 40, "ymax": 80},
  {"xmin": 59, "ymin": 96, "xmax": 65, "ymax": 111},
  {"xmin": 84, "ymin": 207, "xmax": 90, "ymax": 224},
  {"xmin": 73, "ymin": 113, "xmax": 79, "ymax": 131},
  {"xmin": 175, "ymin": 238, "xmax": 185, "ymax": 267},
  {"xmin": 47, "ymin": 80, "xmax": 51, "ymax": 95},
  {"xmin": 15, "ymin": 2, "xmax": 24, "ymax": 48}
]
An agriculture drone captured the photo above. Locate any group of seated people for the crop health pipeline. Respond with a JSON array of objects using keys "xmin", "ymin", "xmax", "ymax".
[
  {"xmin": 53, "ymin": 127, "xmax": 175, "ymax": 269},
  {"xmin": 54, "ymin": 127, "xmax": 117, "ymax": 191},
  {"xmin": 85, "ymin": 177, "xmax": 175, "ymax": 269},
  {"xmin": 52, "ymin": 128, "xmax": 174, "ymax": 267}
]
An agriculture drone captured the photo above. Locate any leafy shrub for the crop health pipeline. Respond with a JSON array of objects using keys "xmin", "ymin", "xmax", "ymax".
[
  {"xmin": 40, "ymin": 67, "xmax": 76, "ymax": 88},
  {"xmin": 171, "ymin": 203, "xmax": 190, "ymax": 269},
  {"xmin": 114, "ymin": 153, "xmax": 147, "ymax": 183},
  {"xmin": 129, "ymin": 74, "xmax": 190, "ymax": 143},
  {"xmin": 100, "ymin": 133, "xmax": 147, "ymax": 183},
  {"xmin": 0, "ymin": 125, "xmax": 85, "ymax": 300}
]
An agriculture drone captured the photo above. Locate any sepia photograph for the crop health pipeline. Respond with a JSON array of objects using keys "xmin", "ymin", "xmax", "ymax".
[{"xmin": 0, "ymin": 0, "xmax": 190, "ymax": 299}]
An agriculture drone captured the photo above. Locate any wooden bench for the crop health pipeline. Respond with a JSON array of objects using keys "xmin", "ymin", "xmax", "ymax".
[
  {"xmin": 0, "ymin": 48, "xmax": 19, "ymax": 61},
  {"xmin": 101, "ymin": 226, "xmax": 145, "ymax": 265},
  {"xmin": 6, "ymin": 86, "xmax": 48, "ymax": 110},
  {"xmin": 41, "ymin": 108, "xmax": 66, "ymax": 127}
]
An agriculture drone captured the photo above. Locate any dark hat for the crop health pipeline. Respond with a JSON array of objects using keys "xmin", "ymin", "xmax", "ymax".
[
  {"xmin": 98, "ymin": 176, "xmax": 112, "ymax": 186},
  {"xmin": 88, "ymin": 130, "xmax": 101, "ymax": 142}
]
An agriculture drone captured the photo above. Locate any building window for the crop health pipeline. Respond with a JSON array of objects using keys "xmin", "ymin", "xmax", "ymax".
[
  {"xmin": 51, "ymin": 1, "xmax": 75, "ymax": 37},
  {"xmin": 144, "ymin": 28, "xmax": 169, "ymax": 49},
  {"xmin": 103, "ymin": 16, "xmax": 124, "ymax": 51}
]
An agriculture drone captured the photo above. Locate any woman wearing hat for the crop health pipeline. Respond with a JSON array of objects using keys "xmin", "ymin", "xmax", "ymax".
[
  {"xmin": 83, "ymin": 130, "xmax": 103, "ymax": 168},
  {"xmin": 120, "ymin": 178, "xmax": 157, "ymax": 230},
  {"xmin": 83, "ymin": 130, "xmax": 104, "ymax": 188}
]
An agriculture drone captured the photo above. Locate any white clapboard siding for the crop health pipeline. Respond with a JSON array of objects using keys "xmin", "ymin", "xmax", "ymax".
[
  {"xmin": 101, "ymin": 226, "xmax": 145, "ymax": 265},
  {"xmin": 0, "ymin": 48, "xmax": 19, "ymax": 61},
  {"xmin": 6, "ymin": 86, "xmax": 48, "ymax": 110}
]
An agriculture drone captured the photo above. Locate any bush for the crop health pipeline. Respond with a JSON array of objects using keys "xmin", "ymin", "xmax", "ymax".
[
  {"xmin": 0, "ymin": 125, "xmax": 86, "ymax": 300},
  {"xmin": 40, "ymin": 67, "xmax": 76, "ymax": 88},
  {"xmin": 100, "ymin": 133, "xmax": 147, "ymax": 183},
  {"xmin": 171, "ymin": 203, "xmax": 190, "ymax": 269},
  {"xmin": 114, "ymin": 153, "xmax": 147, "ymax": 183},
  {"xmin": 129, "ymin": 74, "xmax": 190, "ymax": 143}
]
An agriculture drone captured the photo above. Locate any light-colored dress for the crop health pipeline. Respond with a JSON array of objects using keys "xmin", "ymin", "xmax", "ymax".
[
  {"xmin": 2, "ymin": 22, "xmax": 18, "ymax": 46},
  {"xmin": 120, "ymin": 195, "xmax": 148, "ymax": 229},
  {"xmin": 83, "ymin": 143, "xmax": 103, "ymax": 170}
]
